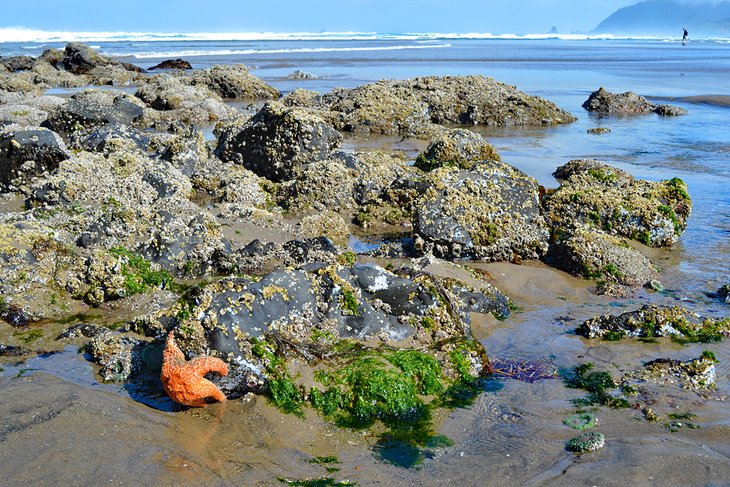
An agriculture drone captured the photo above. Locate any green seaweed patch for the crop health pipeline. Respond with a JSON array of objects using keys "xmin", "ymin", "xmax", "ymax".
[
  {"xmin": 108, "ymin": 246, "xmax": 173, "ymax": 296},
  {"xmin": 602, "ymin": 330, "xmax": 626, "ymax": 341},
  {"xmin": 337, "ymin": 251, "xmax": 357, "ymax": 266},
  {"xmin": 309, "ymin": 456, "xmax": 341, "ymax": 473},
  {"xmin": 700, "ymin": 350, "xmax": 718, "ymax": 363},
  {"xmin": 587, "ymin": 168, "xmax": 616, "ymax": 183},
  {"xmin": 666, "ymin": 177, "xmax": 690, "ymax": 201},
  {"xmin": 672, "ymin": 318, "xmax": 730, "ymax": 344},
  {"xmin": 12, "ymin": 329, "xmax": 43, "ymax": 344},
  {"xmin": 252, "ymin": 337, "xmax": 305, "ymax": 416},
  {"xmin": 564, "ymin": 363, "xmax": 630, "ymax": 409},
  {"xmin": 340, "ymin": 289, "xmax": 360, "ymax": 316}
]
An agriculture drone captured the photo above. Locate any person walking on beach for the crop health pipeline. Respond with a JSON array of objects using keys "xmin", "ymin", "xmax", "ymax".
[{"xmin": 682, "ymin": 28, "xmax": 689, "ymax": 45}]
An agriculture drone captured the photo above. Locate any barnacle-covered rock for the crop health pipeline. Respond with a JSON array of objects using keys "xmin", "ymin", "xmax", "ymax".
[
  {"xmin": 543, "ymin": 159, "xmax": 691, "ymax": 247},
  {"xmin": 215, "ymin": 101, "xmax": 342, "ymax": 182},
  {"xmin": 576, "ymin": 305, "xmax": 730, "ymax": 342},
  {"xmin": 413, "ymin": 161, "xmax": 549, "ymax": 261}
]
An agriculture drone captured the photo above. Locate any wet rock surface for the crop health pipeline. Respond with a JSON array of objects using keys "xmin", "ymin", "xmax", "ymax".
[
  {"xmin": 543, "ymin": 159, "xmax": 692, "ymax": 247},
  {"xmin": 297, "ymin": 75, "xmax": 576, "ymax": 135},
  {"xmin": 582, "ymin": 87, "xmax": 687, "ymax": 116},
  {"xmin": 148, "ymin": 59, "xmax": 193, "ymax": 70},
  {"xmin": 413, "ymin": 161, "xmax": 549, "ymax": 261},
  {"xmin": 0, "ymin": 126, "xmax": 70, "ymax": 191},
  {"xmin": 215, "ymin": 102, "xmax": 342, "ymax": 181},
  {"xmin": 576, "ymin": 305, "xmax": 730, "ymax": 342},
  {"xmin": 186, "ymin": 64, "xmax": 280, "ymax": 99},
  {"xmin": 414, "ymin": 128, "xmax": 501, "ymax": 172}
]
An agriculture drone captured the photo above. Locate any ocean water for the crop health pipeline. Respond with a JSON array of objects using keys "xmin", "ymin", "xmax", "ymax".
[{"xmin": 2, "ymin": 33, "xmax": 730, "ymax": 485}]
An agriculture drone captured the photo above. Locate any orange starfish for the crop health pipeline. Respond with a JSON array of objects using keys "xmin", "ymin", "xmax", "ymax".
[{"xmin": 161, "ymin": 332, "xmax": 229, "ymax": 407}]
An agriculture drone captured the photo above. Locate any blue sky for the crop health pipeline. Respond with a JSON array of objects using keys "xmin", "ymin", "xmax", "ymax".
[{"xmin": 6, "ymin": 1, "xmax": 638, "ymax": 34}]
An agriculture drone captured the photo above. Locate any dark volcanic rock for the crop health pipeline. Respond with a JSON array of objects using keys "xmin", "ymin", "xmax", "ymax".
[
  {"xmin": 0, "ymin": 56, "xmax": 35, "ymax": 72},
  {"xmin": 582, "ymin": 87, "xmax": 687, "ymax": 116},
  {"xmin": 0, "ymin": 126, "xmax": 70, "ymax": 191},
  {"xmin": 59, "ymin": 42, "xmax": 142, "ymax": 75},
  {"xmin": 68, "ymin": 122, "xmax": 151, "ymax": 153},
  {"xmin": 215, "ymin": 102, "xmax": 342, "ymax": 182},
  {"xmin": 43, "ymin": 90, "xmax": 145, "ymax": 133},
  {"xmin": 0, "ymin": 344, "xmax": 31, "ymax": 356},
  {"xmin": 149, "ymin": 59, "xmax": 193, "ymax": 70},
  {"xmin": 413, "ymin": 160, "xmax": 549, "ymax": 261},
  {"xmin": 543, "ymin": 159, "xmax": 692, "ymax": 247}
]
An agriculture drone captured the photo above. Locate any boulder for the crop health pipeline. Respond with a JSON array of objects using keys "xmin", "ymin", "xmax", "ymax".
[
  {"xmin": 215, "ymin": 102, "xmax": 342, "ymax": 182},
  {"xmin": 186, "ymin": 64, "xmax": 279, "ymax": 99},
  {"xmin": 0, "ymin": 126, "xmax": 70, "ymax": 191},
  {"xmin": 576, "ymin": 305, "xmax": 730, "ymax": 342},
  {"xmin": 59, "ymin": 42, "xmax": 142, "ymax": 75},
  {"xmin": 547, "ymin": 226, "xmax": 659, "ymax": 286},
  {"xmin": 413, "ymin": 161, "xmax": 549, "ymax": 261},
  {"xmin": 582, "ymin": 87, "xmax": 687, "ymax": 116},
  {"xmin": 0, "ymin": 56, "xmax": 35, "ymax": 72},
  {"xmin": 149, "ymin": 59, "xmax": 193, "ymax": 70},
  {"xmin": 43, "ymin": 89, "xmax": 146, "ymax": 133},
  {"xmin": 135, "ymin": 75, "xmax": 236, "ymax": 125},
  {"xmin": 68, "ymin": 122, "xmax": 151, "ymax": 154},
  {"xmin": 287, "ymin": 70, "xmax": 318, "ymax": 80},
  {"xmin": 543, "ymin": 159, "xmax": 691, "ymax": 247},
  {"xmin": 414, "ymin": 128, "xmax": 501, "ymax": 172},
  {"xmin": 718, "ymin": 284, "xmax": 730, "ymax": 304},
  {"xmin": 311, "ymin": 75, "xmax": 576, "ymax": 135}
]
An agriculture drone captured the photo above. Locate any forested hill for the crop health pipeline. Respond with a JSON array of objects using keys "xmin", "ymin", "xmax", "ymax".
[{"xmin": 594, "ymin": 0, "xmax": 730, "ymax": 35}]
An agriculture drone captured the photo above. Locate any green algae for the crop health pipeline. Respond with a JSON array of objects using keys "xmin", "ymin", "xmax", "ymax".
[
  {"xmin": 12, "ymin": 329, "xmax": 43, "ymax": 344},
  {"xmin": 564, "ymin": 363, "xmax": 630, "ymax": 409},
  {"xmin": 340, "ymin": 289, "xmax": 360, "ymax": 316},
  {"xmin": 108, "ymin": 246, "xmax": 173, "ymax": 296}
]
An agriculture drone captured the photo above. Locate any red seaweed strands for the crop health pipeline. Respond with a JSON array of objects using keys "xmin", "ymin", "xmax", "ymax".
[{"xmin": 490, "ymin": 358, "xmax": 559, "ymax": 383}]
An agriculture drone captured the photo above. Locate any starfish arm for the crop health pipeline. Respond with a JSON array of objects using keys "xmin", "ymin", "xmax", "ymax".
[
  {"xmin": 181, "ymin": 378, "xmax": 228, "ymax": 407},
  {"xmin": 163, "ymin": 332, "xmax": 185, "ymax": 363},
  {"xmin": 189, "ymin": 356, "xmax": 229, "ymax": 377}
]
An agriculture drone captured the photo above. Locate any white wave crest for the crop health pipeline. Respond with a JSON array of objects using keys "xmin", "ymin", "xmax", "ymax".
[
  {"xmin": 1, "ymin": 27, "xmax": 728, "ymax": 44},
  {"xmin": 122, "ymin": 43, "xmax": 452, "ymax": 59}
]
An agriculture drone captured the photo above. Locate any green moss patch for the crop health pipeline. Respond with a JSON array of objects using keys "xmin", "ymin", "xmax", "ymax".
[
  {"xmin": 564, "ymin": 363, "xmax": 630, "ymax": 409},
  {"xmin": 108, "ymin": 247, "xmax": 173, "ymax": 296}
]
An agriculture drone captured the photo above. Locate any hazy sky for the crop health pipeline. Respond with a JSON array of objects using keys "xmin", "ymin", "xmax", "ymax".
[{"xmin": 6, "ymin": 0, "xmax": 639, "ymax": 34}]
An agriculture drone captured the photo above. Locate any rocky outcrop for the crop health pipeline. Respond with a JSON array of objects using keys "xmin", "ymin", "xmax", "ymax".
[
  {"xmin": 547, "ymin": 226, "xmax": 659, "ymax": 286},
  {"xmin": 301, "ymin": 75, "xmax": 576, "ymax": 136},
  {"xmin": 215, "ymin": 102, "xmax": 342, "ymax": 182},
  {"xmin": 0, "ymin": 126, "xmax": 70, "ymax": 191},
  {"xmin": 149, "ymin": 59, "xmax": 193, "ymax": 70},
  {"xmin": 413, "ymin": 160, "xmax": 549, "ymax": 261},
  {"xmin": 287, "ymin": 70, "xmax": 318, "ymax": 80},
  {"xmin": 68, "ymin": 122, "xmax": 151, "ymax": 154},
  {"xmin": 414, "ymin": 128, "xmax": 501, "ymax": 172},
  {"xmin": 135, "ymin": 75, "xmax": 236, "ymax": 125},
  {"xmin": 582, "ymin": 87, "xmax": 687, "ymax": 116},
  {"xmin": 543, "ymin": 159, "xmax": 691, "ymax": 247},
  {"xmin": 43, "ymin": 89, "xmax": 146, "ymax": 133},
  {"xmin": 186, "ymin": 64, "xmax": 279, "ymax": 99},
  {"xmin": 0, "ymin": 56, "xmax": 35, "ymax": 72},
  {"xmin": 60, "ymin": 42, "xmax": 143, "ymax": 75},
  {"xmin": 576, "ymin": 305, "xmax": 730, "ymax": 342}
]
